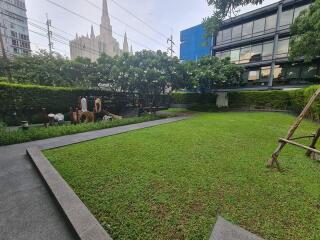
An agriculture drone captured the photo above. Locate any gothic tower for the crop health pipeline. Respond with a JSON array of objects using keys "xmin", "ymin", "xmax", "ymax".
[
  {"xmin": 100, "ymin": 0, "xmax": 114, "ymax": 56},
  {"xmin": 123, "ymin": 32, "xmax": 129, "ymax": 53},
  {"xmin": 70, "ymin": 0, "xmax": 125, "ymax": 61}
]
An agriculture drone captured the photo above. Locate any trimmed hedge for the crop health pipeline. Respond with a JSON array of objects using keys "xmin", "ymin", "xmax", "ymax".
[
  {"xmin": 171, "ymin": 85, "xmax": 320, "ymax": 121},
  {"xmin": 171, "ymin": 93, "xmax": 218, "ymax": 111},
  {"xmin": 0, "ymin": 83, "xmax": 130, "ymax": 125}
]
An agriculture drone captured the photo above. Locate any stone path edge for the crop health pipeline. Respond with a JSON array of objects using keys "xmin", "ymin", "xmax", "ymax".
[
  {"xmin": 24, "ymin": 116, "xmax": 190, "ymax": 240},
  {"xmin": 27, "ymin": 147, "xmax": 113, "ymax": 240}
]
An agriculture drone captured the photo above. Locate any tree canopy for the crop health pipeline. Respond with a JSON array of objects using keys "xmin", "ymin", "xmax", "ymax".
[
  {"xmin": 290, "ymin": 0, "xmax": 320, "ymax": 62},
  {"xmin": 203, "ymin": 0, "xmax": 263, "ymax": 36},
  {"xmin": 0, "ymin": 49, "xmax": 244, "ymax": 105}
]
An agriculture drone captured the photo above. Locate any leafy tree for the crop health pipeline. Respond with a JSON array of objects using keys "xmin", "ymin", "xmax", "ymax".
[
  {"xmin": 203, "ymin": 0, "xmax": 263, "ymax": 36},
  {"xmin": 290, "ymin": 0, "xmax": 319, "ymax": 62},
  {"xmin": 185, "ymin": 57, "xmax": 243, "ymax": 92}
]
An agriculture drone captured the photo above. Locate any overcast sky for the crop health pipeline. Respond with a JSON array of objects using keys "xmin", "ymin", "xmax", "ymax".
[{"xmin": 25, "ymin": 0, "xmax": 279, "ymax": 58}]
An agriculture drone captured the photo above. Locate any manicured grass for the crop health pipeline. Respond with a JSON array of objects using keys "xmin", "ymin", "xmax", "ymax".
[
  {"xmin": 45, "ymin": 112, "xmax": 320, "ymax": 240},
  {"xmin": 0, "ymin": 115, "xmax": 163, "ymax": 146}
]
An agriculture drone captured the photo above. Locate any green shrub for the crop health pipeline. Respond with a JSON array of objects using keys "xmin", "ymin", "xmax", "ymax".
[
  {"xmin": 170, "ymin": 85, "xmax": 320, "ymax": 120},
  {"xmin": 0, "ymin": 77, "xmax": 7, "ymax": 82},
  {"xmin": 289, "ymin": 85, "xmax": 320, "ymax": 121},
  {"xmin": 0, "ymin": 121, "xmax": 6, "ymax": 131},
  {"xmin": 228, "ymin": 90, "xmax": 292, "ymax": 110},
  {"xmin": 171, "ymin": 93, "xmax": 217, "ymax": 105},
  {"xmin": 0, "ymin": 115, "xmax": 161, "ymax": 146}
]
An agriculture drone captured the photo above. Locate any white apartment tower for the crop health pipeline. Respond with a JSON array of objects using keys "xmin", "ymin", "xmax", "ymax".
[
  {"xmin": 70, "ymin": 0, "xmax": 130, "ymax": 62},
  {"xmin": 0, "ymin": 0, "xmax": 31, "ymax": 57}
]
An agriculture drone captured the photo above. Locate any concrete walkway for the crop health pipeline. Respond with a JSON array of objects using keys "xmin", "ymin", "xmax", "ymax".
[{"xmin": 0, "ymin": 116, "xmax": 188, "ymax": 240}]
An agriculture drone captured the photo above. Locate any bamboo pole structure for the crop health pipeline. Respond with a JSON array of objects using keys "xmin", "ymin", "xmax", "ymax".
[{"xmin": 267, "ymin": 88, "xmax": 320, "ymax": 169}]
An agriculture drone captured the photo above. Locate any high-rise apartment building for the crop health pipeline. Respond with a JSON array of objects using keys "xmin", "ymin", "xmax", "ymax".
[{"xmin": 0, "ymin": 0, "xmax": 31, "ymax": 57}]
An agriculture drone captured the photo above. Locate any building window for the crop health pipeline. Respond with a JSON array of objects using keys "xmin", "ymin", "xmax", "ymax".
[
  {"xmin": 253, "ymin": 18, "xmax": 265, "ymax": 37},
  {"xmin": 280, "ymin": 9, "xmax": 294, "ymax": 29},
  {"xmin": 301, "ymin": 65, "xmax": 318, "ymax": 79},
  {"xmin": 284, "ymin": 65, "xmax": 300, "ymax": 79},
  {"xmin": 242, "ymin": 21, "xmax": 253, "ymax": 39},
  {"xmin": 261, "ymin": 66, "xmax": 271, "ymax": 82},
  {"xmin": 277, "ymin": 38, "xmax": 290, "ymax": 58},
  {"xmin": 262, "ymin": 41, "xmax": 274, "ymax": 60},
  {"xmin": 265, "ymin": 14, "xmax": 277, "ymax": 32},
  {"xmin": 216, "ymin": 31, "xmax": 223, "ymax": 44},
  {"xmin": 230, "ymin": 48, "xmax": 240, "ymax": 63},
  {"xmin": 240, "ymin": 46, "xmax": 251, "ymax": 63},
  {"xmin": 13, "ymin": 47, "xmax": 19, "ymax": 53},
  {"xmin": 223, "ymin": 28, "xmax": 232, "ymax": 42},
  {"xmin": 274, "ymin": 65, "xmax": 282, "ymax": 79},
  {"xmin": 221, "ymin": 50, "xmax": 231, "ymax": 59},
  {"xmin": 250, "ymin": 44, "xmax": 262, "ymax": 62},
  {"xmin": 11, "ymin": 31, "xmax": 17, "ymax": 38},
  {"xmin": 248, "ymin": 70, "xmax": 260, "ymax": 81},
  {"xmin": 294, "ymin": 4, "xmax": 310, "ymax": 20},
  {"xmin": 12, "ymin": 39, "xmax": 18, "ymax": 46},
  {"xmin": 232, "ymin": 25, "xmax": 242, "ymax": 41}
]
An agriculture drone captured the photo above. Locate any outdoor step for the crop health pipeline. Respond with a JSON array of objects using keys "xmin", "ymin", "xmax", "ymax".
[{"xmin": 210, "ymin": 216, "xmax": 264, "ymax": 240}]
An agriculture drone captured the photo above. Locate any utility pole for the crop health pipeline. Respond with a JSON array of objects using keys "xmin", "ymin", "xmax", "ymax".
[
  {"xmin": 167, "ymin": 35, "xmax": 175, "ymax": 57},
  {"xmin": 268, "ymin": 1, "xmax": 283, "ymax": 88},
  {"xmin": 46, "ymin": 14, "xmax": 53, "ymax": 55},
  {"xmin": 0, "ymin": 23, "xmax": 12, "ymax": 82}
]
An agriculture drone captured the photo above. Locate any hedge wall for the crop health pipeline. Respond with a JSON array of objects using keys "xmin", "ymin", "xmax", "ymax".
[
  {"xmin": 171, "ymin": 85, "xmax": 320, "ymax": 121},
  {"xmin": 0, "ymin": 83, "xmax": 130, "ymax": 125}
]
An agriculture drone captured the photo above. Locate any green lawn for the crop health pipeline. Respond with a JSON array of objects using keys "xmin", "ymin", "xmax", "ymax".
[{"xmin": 45, "ymin": 112, "xmax": 320, "ymax": 240}]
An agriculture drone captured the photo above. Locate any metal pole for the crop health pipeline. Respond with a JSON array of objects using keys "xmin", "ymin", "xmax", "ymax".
[
  {"xmin": 46, "ymin": 14, "xmax": 53, "ymax": 55},
  {"xmin": 268, "ymin": 1, "xmax": 283, "ymax": 88},
  {"xmin": 167, "ymin": 35, "xmax": 175, "ymax": 57}
]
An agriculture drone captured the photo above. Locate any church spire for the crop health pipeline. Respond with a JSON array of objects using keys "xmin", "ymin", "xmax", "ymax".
[
  {"xmin": 123, "ymin": 32, "xmax": 129, "ymax": 53},
  {"xmin": 90, "ymin": 25, "xmax": 95, "ymax": 38},
  {"xmin": 102, "ymin": 0, "xmax": 108, "ymax": 14},
  {"xmin": 101, "ymin": 0, "xmax": 111, "ymax": 28}
]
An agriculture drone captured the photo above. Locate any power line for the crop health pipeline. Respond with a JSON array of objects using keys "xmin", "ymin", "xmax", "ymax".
[
  {"xmin": 82, "ymin": 0, "xmax": 167, "ymax": 49},
  {"xmin": 44, "ymin": 0, "xmax": 152, "ymax": 50},
  {"xmin": 19, "ymin": 15, "xmax": 107, "ymax": 57},
  {"xmin": 28, "ymin": 24, "xmax": 104, "ymax": 56},
  {"xmin": 108, "ymin": 0, "xmax": 168, "ymax": 40}
]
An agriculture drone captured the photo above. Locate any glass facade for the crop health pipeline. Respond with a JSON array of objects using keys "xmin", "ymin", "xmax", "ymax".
[
  {"xmin": 207, "ymin": 2, "xmax": 318, "ymax": 86},
  {"xmin": 216, "ymin": 39, "xmax": 278, "ymax": 63},
  {"xmin": 242, "ymin": 21, "xmax": 253, "ymax": 39},
  {"xmin": 216, "ymin": 4, "xmax": 311, "ymax": 45},
  {"xmin": 265, "ymin": 14, "xmax": 277, "ymax": 33},
  {"xmin": 232, "ymin": 25, "xmax": 242, "ymax": 41},
  {"xmin": 216, "ymin": 36, "xmax": 293, "ymax": 63},
  {"xmin": 276, "ymin": 38, "xmax": 290, "ymax": 58},
  {"xmin": 253, "ymin": 18, "xmax": 265, "ymax": 37},
  {"xmin": 241, "ymin": 63, "xmax": 319, "ymax": 84},
  {"xmin": 279, "ymin": 9, "xmax": 294, "ymax": 29},
  {"xmin": 262, "ymin": 41, "xmax": 274, "ymax": 60}
]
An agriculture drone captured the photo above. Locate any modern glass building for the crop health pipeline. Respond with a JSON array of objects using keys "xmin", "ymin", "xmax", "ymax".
[
  {"xmin": 0, "ymin": 0, "xmax": 31, "ymax": 58},
  {"xmin": 180, "ymin": 0, "xmax": 319, "ymax": 87},
  {"xmin": 180, "ymin": 24, "xmax": 213, "ymax": 61}
]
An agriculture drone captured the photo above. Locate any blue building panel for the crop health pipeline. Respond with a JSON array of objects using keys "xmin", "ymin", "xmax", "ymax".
[{"xmin": 180, "ymin": 24, "xmax": 213, "ymax": 61}]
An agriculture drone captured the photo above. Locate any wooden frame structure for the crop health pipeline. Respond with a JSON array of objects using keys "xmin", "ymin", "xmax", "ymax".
[{"xmin": 267, "ymin": 88, "xmax": 320, "ymax": 169}]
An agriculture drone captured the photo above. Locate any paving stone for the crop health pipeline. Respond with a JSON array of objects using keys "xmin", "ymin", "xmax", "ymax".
[{"xmin": 210, "ymin": 216, "xmax": 264, "ymax": 240}]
